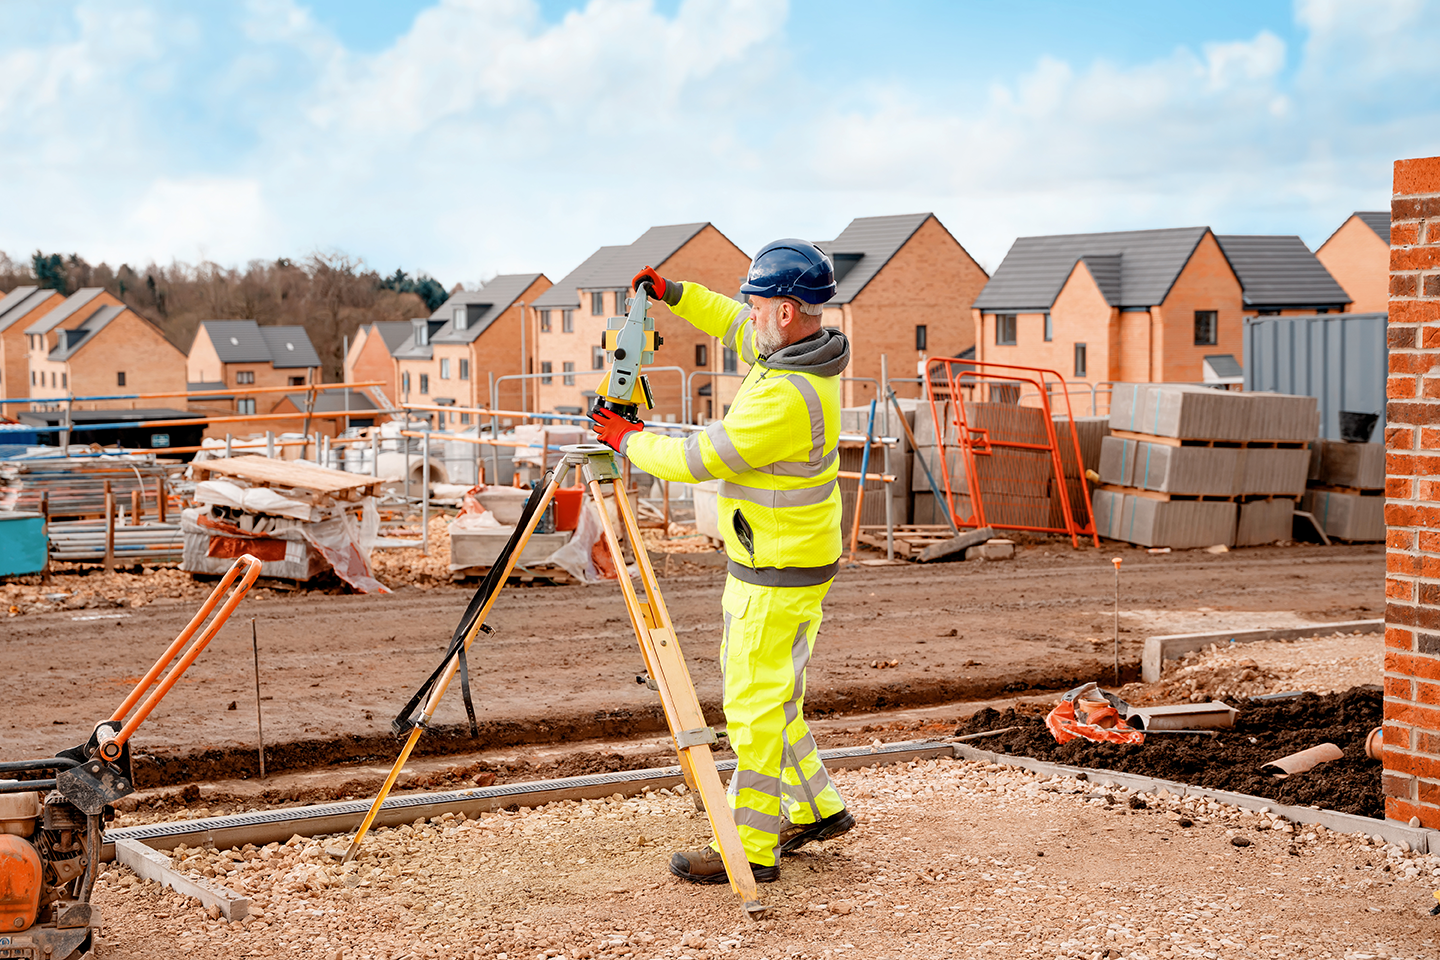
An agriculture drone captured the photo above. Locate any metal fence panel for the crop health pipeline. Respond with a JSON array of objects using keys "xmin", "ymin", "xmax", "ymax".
[{"xmin": 1243, "ymin": 312, "xmax": 1388, "ymax": 442}]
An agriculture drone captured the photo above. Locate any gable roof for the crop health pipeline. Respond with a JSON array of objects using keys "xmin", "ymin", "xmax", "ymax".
[
  {"xmin": 0, "ymin": 286, "xmax": 58, "ymax": 334},
  {"xmin": 197, "ymin": 320, "xmax": 320, "ymax": 368},
  {"xmin": 531, "ymin": 223, "xmax": 711, "ymax": 309},
  {"xmin": 1356, "ymin": 211, "xmax": 1390, "ymax": 245},
  {"xmin": 368, "ymin": 321, "xmax": 414, "ymax": 354},
  {"xmin": 25, "ymin": 288, "xmax": 107, "ymax": 335},
  {"xmin": 430, "ymin": 272, "xmax": 545, "ymax": 344},
  {"xmin": 391, "ymin": 318, "xmax": 448, "ymax": 361},
  {"xmin": 1079, "ymin": 254, "xmax": 1122, "ymax": 304},
  {"xmin": 49, "ymin": 304, "xmax": 125, "ymax": 361},
  {"xmin": 974, "ymin": 227, "xmax": 1210, "ymax": 312},
  {"xmin": 817, "ymin": 213, "xmax": 933, "ymax": 304},
  {"xmin": 1214, "ymin": 235, "xmax": 1351, "ymax": 308}
]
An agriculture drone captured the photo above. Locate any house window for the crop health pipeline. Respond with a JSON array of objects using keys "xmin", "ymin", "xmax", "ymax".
[
  {"xmin": 237, "ymin": 398, "xmax": 256, "ymax": 415},
  {"xmin": 460, "ymin": 412, "xmax": 471, "ymax": 424},
  {"xmin": 696, "ymin": 343, "xmax": 709, "ymax": 367},
  {"xmin": 440, "ymin": 358, "xmax": 451, "ymax": 379},
  {"xmin": 591, "ymin": 292, "xmax": 605, "ymax": 316},
  {"xmin": 616, "ymin": 290, "xmax": 628, "ymax": 314},
  {"xmin": 50, "ymin": 372, "xmax": 56, "ymax": 388},
  {"xmin": 419, "ymin": 373, "xmax": 429, "ymax": 394},
  {"xmin": 453, "ymin": 305, "xmax": 467, "ymax": 331},
  {"xmin": 31, "ymin": 371, "xmax": 35, "ymax": 386},
  {"xmin": 541, "ymin": 361, "xmax": 553, "ymax": 385},
  {"xmin": 915, "ymin": 325, "xmax": 927, "ymax": 351},
  {"xmin": 562, "ymin": 361, "xmax": 575, "ymax": 386},
  {"xmin": 416, "ymin": 322, "xmax": 429, "ymax": 347},
  {"xmin": 236, "ymin": 370, "xmax": 255, "ymax": 385},
  {"xmin": 1194, "ymin": 310, "xmax": 1218, "ymax": 346},
  {"xmin": 1044, "ymin": 313, "xmax": 1053, "ymax": 342},
  {"xmin": 1074, "ymin": 342, "xmax": 1088, "ymax": 378},
  {"xmin": 402, "ymin": 371, "xmax": 411, "ymax": 394},
  {"xmin": 289, "ymin": 376, "xmax": 305, "ymax": 386},
  {"xmin": 562, "ymin": 310, "xmax": 574, "ymax": 333},
  {"xmin": 996, "ymin": 314, "xmax": 1017, "ymax": 345},
  {"xmin": 723, "ymin": 346, "xmax": 738, "ymax": 373},
  {"xmin": 592, "ymin": 346, "xmax": 606, "ymax": 370},
  {"xmin": 117, "ymin": 372, "xmax": 126, "ymax": 387},
  {"xmin": 61, "ymin": 372, "xmax": 67, "ymax": 389},
  {"xmin": 539, "ymin": 310, "xmax": 552, "ymax": 332},
  {"xmin": 459, "ymin": 359, "xmax": 469, "ymax": 380}
]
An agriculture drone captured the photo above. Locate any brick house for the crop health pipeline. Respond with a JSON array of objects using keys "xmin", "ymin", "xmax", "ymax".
[
  {"xmin": 973, "ymin": 227, "xmax": 1350, "ymax": 390},
  {"xmin": 817, "ymin": 213, "xmax": 989, "ymax": 406},
  {"xmin": 343, "ymin": 321, "xmax": 412, "ymax": 407},
  {"xmin": 392, "ymin": 273, "xmax": 551, "ymax": 428},
  {"xmin": 186, "ymin": 321, "xmax": 322, "ymax": 435},
  {"xmin": 0, "ymin": 286, "xmax": 63, "ymax": 401},
  {"xmin": 529, "ymin": 224, "xmax": 749, "ymax": 422},
  {"xmin": 1316, "ymin": 212, "xmax": 1391, "ymax": 314},
  {"xmin": 25, "ymin": 289, "xmax": 185, "ymax": 410}
]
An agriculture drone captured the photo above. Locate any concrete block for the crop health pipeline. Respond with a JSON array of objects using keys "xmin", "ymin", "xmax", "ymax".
[
  {"xmin": 1053, "ymin": 416, "xmax": 1110, "ymax": 479},
  {"xmin": 912, "ymin": 401, "xmax": 951, "ymax": 446},
  {"xmin": 1237, "ymin": 447, "xmax": 1310, "ymax": 496},
  {"xmin": 1246, "ymin": 391, "xmax": 1320, "ymax": 441},
  {"xmin": 1098, "ymin": 435, "xmax": 1138, "ymax": 487},
  {"xmin": 1313, "ymin": 440, "xmax": 1385, "ymax": 489},
  {"xmin": 1236, "ymin": 498, "xmax": 1295, "ymax": 547},
  {"xmin": 1048, "ymin": 476, "xmax": 1092, "ymax": 530},
  {"xmin": 1301, "ymin": 489, "xmax": 1384, "ymax": 541},
  {"xmin": 1092, "ymin": 489, "xmax": 1236, "ymax": 548},
  {"xmin": 1140, "ymin": 619, "xmax": 1384, "ymax": 683},
  {"xmin": 1136, "ymin": 444, "xmax": 1242, "ymax": 496},
  {"xmin": 965, "ymin": 538, "xmax": 1015, "ymax": 560},
  {"xmin": 1142, "ymin": 385, "xmax": 1252, "ymax": 440}
]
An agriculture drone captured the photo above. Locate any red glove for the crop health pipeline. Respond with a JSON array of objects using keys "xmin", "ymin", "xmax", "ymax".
[
  {"xmin": 631, "ymin": 266, "xmax": 682, "ymax": 306},
  {"xmin": 590, "ymin": 406, "xmax": 644, "ymax": 454}
]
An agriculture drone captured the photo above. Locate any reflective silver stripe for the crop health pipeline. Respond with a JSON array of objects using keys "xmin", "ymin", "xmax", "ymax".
[
  {"xmin": 790, "ymin": 731, "xmax": 821, "ymax": 761},
  {"xmin": 765, "ymin": 448, "xmax": 838, "ymax": 478},
  {"xmin": 727, "ymin": 560, "xmax": 838, "ymax": 588},
  {"xmin": 722, "ymin": 308, "xmax": 750, "ymax": 352},
  {"xmin": 740, "ymin": 324, "xmax": 759, "ymax": 365},
  {"xmin": 733, "ymin": 805, "xmax": 785, "ymax": 834},
  {"xmin": 732, "ymin": 768, "xmax": 781, "ymax": 796},
  {"xmin": 785, "ymin": 375, "xmax": 828, "ymax": 463},
  {"xmin": 720, "ymin": 477, "xmax": 837, "ymax": 508},
  {"xmin": 705, "ymin": 420, "xmax": 753, "ymax": 475},
  {"xmin": 784, "ymin": 737, "xmax": 822, "ymax": 823},
  {"xmin": 683, "ymin": 433, "xmax": 717, "ymax": 481},
  {"xmin": 720, "ymin": 610, "xmax": 732, "ymax": 694}
]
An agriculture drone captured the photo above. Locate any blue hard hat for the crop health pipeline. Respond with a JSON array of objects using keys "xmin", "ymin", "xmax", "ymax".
[{"xmin": 739, "ymin": 238, "xmax": 836, "ymax": 305}]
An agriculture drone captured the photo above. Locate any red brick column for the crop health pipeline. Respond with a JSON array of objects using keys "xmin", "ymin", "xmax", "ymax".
[{"xmin": 1385, "ymin": 155, "xmax": 1440, "ymax": 825}]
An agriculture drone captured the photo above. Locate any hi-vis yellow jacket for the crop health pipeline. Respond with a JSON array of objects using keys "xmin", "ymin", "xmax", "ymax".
[{"xmin": 622, "ymin": 282, "xmax": 851, "ymax": 587}]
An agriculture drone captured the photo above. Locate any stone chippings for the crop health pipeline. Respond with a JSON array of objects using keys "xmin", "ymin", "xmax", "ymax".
[{"xmin": 91, "ymin": 758, "xmax": 1440, "ymax": 960}]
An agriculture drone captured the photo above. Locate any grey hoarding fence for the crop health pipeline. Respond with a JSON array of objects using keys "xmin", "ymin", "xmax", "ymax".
[{"xmin": 1244, "ymin": 312, "xmax": 1388, "ymax": 443}]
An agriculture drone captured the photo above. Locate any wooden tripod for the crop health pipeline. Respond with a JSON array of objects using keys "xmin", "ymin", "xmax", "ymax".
[{"xmin": 339, "ymin": 443, "xmax": 763, "ymax": 918}]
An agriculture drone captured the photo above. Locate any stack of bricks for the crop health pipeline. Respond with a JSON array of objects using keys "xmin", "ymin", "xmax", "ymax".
[{"xmin": 1384, "ymin": 155, "xmax": 1440, "ymax": 827}]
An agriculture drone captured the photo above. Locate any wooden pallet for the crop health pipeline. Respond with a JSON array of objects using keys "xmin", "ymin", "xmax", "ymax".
[
  {"xmin": 856, "ymin": 524, "xmax": 955, "ymax": 558},
  {"xmin": 191, "ymin": 456, "xmax": 385, "ymax": 503},
  {"xmin": 449, "ymin": 564, "xmax": 576, "ymax": 585},
  {"xmin": 1109, "ymin": 429, "xmax": 1308, "ymax": 449},
  {"xmin": 1306, "ymin": 483, "xmax": 1383, "ymax": 497},
  {"xmin": 1098, "ymin": 483, "xmax": 1302, "ymax": 503}
]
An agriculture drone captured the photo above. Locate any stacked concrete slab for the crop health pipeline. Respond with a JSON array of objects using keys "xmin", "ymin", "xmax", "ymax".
[
  {"xmin": 1096, "ymin": 385, "xmax": 1319, "ymax": 548},
  {"xmin": 1302, "ymin": 439, "xmax": 1385, "ymax": 541}
]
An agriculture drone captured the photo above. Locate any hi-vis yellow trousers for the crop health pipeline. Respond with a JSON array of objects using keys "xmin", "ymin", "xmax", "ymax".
[{"xmin": 716, "ymin": 575, "xmax": 847, "ymax": 866}]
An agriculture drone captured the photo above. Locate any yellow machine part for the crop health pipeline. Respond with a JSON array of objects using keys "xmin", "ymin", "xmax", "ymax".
[
  {"xmin": 603, "ymin": 328, "xmax": 659, "ymax": 354},
  {"xmin": 0, "ymin": 834, "xmax": 42, "ymax": 933}
]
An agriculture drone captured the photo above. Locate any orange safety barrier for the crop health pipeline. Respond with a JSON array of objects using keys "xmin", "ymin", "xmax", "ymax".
[
  {"xmin": 923, "ymin": 359, "xmax": 1098, "ymax": 549},
  {"xmin": 99, "ymin": 555, "xmax": 262, "ymax": 761}
]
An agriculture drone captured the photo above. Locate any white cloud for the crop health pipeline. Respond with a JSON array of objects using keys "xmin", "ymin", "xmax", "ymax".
[{"xmin": 120, "ymin": 177, "xmax": 275, "ymax": 266}]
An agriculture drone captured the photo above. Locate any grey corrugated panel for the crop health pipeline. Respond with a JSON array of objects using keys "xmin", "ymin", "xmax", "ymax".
[
  {"xmin": 1215, "ymin": 235, "xmax": 1351, "ymax": 308},
  {"xmin": 1357, "ymin": 211, "xmax": 1391, "ymax": 244},
  {"xmin": 200, "ymin": 320, "xmax": 273, "ymax": 363},
  {"xmin": 1243, "ymin": 313, "xmax": 1387, "ymax": 442},
  {"xmin": 820, "ymin": 213, "xmax": 932, "ymax": 304},
  {"xmin": 974, "ymin": 227, "xmax": 1209, "ymax": 312},
  {"xmin": 24, "ymin": 288, "xmax": 106, "ymax": 335},
  {"xmin": 258, "ymin": 325, "xmax": 321, "ymax": 368}
]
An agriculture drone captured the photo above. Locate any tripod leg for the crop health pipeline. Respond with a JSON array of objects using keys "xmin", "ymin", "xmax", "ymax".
[
  {"xmin": 585, "ymin": 475, "xmax": 764, "ymax": 918},
  {"xmin": 338, "ymin": 462, "xmax": 573, "ymax": 862}
]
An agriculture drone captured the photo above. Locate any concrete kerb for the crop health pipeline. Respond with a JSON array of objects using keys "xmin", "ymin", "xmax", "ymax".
[
  {"xmin": 952, "ymin": 742, "xmax": 1438, "ymax": 854},
  {"xmin": 1140, "ymin": 619, "xmax": 1385, "ymax": 683}
]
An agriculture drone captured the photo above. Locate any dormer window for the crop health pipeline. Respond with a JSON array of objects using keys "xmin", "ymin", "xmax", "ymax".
[
  {"xmin": 454, "ymin": 305, "xmax": 467, "ymax": 331},
  {"xmin": 414, "ymin": 319, "xmax": 429, "ymax": 347}
]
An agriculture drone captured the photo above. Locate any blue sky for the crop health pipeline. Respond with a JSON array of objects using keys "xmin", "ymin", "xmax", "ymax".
[{"xmin": 1, "ymin": 0, "xmax": 1437, "ymax": 287}]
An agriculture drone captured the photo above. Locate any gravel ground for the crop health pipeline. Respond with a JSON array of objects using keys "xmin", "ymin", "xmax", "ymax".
[
  {"xmin": 1121, "ymin": 632, "xmax": 1381, "ymax": 705},
  {"xmin": 93, "ymin": 755, "xmax": 1439, "ymax": 960}
]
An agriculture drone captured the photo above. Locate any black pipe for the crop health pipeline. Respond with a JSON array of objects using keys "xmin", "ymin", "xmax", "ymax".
[
  {"xmin": 0, "ymin": 779, "xmax": 56, "ymax": 793},
  {"xmin": 0, "ymin": 757, "xmax": 79, "ymax": 774}
]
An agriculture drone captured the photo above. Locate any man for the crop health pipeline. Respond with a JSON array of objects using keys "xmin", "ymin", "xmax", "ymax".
[{"xmin": 589, "ymin": 239, "xmax": 855, "ymax": 884}]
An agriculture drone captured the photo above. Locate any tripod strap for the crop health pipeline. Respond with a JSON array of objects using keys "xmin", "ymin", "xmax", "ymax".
[{"xmin": 391, "ymin": 474, "xmax": 553, "ymax": 737}]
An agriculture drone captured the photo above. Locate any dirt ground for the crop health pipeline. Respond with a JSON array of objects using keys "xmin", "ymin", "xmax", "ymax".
[
  {"xmin": 1, "ymin": 543, "xmax": 1381, "ymax": 786},
  {"xmin": 91, "ymin": 754, "xmax": 1440, "ymax": 960}
]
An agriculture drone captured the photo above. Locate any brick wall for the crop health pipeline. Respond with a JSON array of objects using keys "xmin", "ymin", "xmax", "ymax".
[{"xmin": 1384, "ymin": 155, "xmax": 1440, "ymax": 827}]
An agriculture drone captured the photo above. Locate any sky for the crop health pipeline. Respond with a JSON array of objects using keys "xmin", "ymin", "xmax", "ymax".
[{"xmin": 1, "ymin": 0, "xmax": 1438, "ymax": 287}]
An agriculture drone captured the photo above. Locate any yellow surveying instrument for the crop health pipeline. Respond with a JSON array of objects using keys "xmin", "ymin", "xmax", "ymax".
[{"xmin": 339, "ymin": 287, "xmax": 765, "ymax": 919}]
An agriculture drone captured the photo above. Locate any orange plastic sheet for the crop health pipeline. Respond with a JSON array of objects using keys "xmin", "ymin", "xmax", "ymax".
[{"xmin": 1045, "ymin": 683, "xmax": 1145, "ymax": 746}]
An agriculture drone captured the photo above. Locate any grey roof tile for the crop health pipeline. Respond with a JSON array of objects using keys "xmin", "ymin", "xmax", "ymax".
[
  {"xmin": 1356, "ymin": 211, "xmax": 1390, "ymax": 244},
  {"xmin": 281, "ymin": 390, "xmax": 377, "ymax": 413},
  {"xmin": 1080, "ymin": 254, "xmax": 1123, "ymax": 305},
  {"xmin": 49, "ymin": 304, "xmax": 124, "ymax": 360},
  {"xmin": 0, "ymin": 286, "xmax": 37, "ymax": 321},
  {"xmin": 0, "ymin": 286, "xmax": 54, "ymax": 334},
  {"xmin": 974, "ymin": 227, "xmax": 1210, "ymax": 311},
  {"xmin": 530, "ymin": 223, "xmax": 712, "ymax": 309},
  {"xmin": 24, "ymin": 288, "xmax": 107, "ymax": 335},
  {"xmin": 1215, "ymin": 235, "xmax": 1351, "ymax": 308},
  {"xmin": 431, "ymin": 272, "xmax": 545, "ymax": 344},
  {"xmin": 200, "ymin": 320, "xmax": 273, "ymax": 362},
  {"xmin": 369, "ymin": 321, "xmax": 414, "ymax": 353},
  {"xmin": 258, "ymin": 326, "xmax": 321, "ymax": 368},
  {"xmin": 391, "ymin": 318, "xmax": 447, "ymax": 360},
  {"xmin": 818, "ymin": 213, "xmax": 933, "ymax": 304}
]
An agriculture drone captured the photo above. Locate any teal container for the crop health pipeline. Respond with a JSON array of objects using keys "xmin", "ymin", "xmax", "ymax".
[{"xmin": 0, "ymin": 512, "xmax": 46, "ymax": 576}]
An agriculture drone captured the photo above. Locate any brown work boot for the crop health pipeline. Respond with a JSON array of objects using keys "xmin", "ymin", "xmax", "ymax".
[
  {"xmin": 668, "ymin": 846, "xmax": 779, "ymax": 884},
  {"xmin": 778, "ymin": 808, "xmax": 855, "ymax": 855}
]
